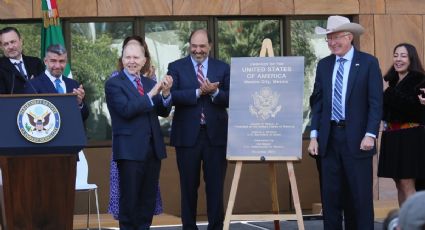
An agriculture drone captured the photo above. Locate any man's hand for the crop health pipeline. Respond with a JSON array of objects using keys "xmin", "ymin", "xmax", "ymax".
[
  {"xmin": 418, "ymin": 88, "xmax": 425, "ymax": 105},
  {"xmin": 200, "ymin": 78, "xmax": 219, "ymax": 95},
  {"xmin": 308, "ymin": 138, "xmax": 319, "ymax": 156},
  {"xmin": 360, "ymin": 136, "xmax": 375, "ymax": 151},
  {"xmin": 161, "ymin": 75, "xmax": 173, "ymax": 97},
  {"xmin": 144, "ymin": 65, "xmax": 156, "ymax": 80},
  {"xmin": 73, "ymin": 84, "xmax": 85, "ymax": 105},
  {"xmin": 148, "ymin": 81, "xmax": 163, "ymax": 98}
]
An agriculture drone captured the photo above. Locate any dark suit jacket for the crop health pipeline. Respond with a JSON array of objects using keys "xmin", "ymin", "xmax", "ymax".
[
  {"xmin": 168, "ymin": 56, "xmax": 230, "ymax": 147},
  {"xmin": 105, "ymin": 71, "xmax": 171, "ymax": 161},
  {"xmin": 24, "ymin": 73, "xmax": 89, "ymax": 121},
  {"xmin": 0, "ymin": 55, "xmax": 44, "ymax": 94},
  {"xmin": 310, "ymin": 48, "xmax": 383, "ymax": 158}
]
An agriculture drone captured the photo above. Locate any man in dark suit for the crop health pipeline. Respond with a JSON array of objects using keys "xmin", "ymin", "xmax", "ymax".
[
  {"xmin": 168, "ymin": 29, "xmax": 230, "ymax": 230},
  {"xmin": 105, "ymin": 42, "xmax": 173, "ymax": 230},
  {"xmin": 0, "ymin": 27, "xmax": 44, "ymax": 94},
  {"xmin": 24, "ymin": 44, "xmax": 88, "ymax": 121},
  {"xmin": 308, "ymin": 16, "xmax": 383, "ymax": 230}
]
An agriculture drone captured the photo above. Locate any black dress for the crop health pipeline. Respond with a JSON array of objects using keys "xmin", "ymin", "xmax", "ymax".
[{"xmin": 378, "ymin": 71, "xmax": 425, "ymax": 179}]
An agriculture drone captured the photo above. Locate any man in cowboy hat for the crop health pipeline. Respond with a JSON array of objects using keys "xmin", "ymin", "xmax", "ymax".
[{"xmin": 308, "ymin": 15, "xmax": 383, "ymax": 229}]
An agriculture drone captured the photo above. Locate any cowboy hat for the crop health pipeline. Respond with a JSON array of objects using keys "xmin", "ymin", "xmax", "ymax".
[{"xmin": 315, "ymin": 15, "xmax": 364, "ymax": 36}]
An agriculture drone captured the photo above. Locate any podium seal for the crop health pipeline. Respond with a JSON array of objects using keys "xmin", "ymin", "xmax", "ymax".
[{"xmin": 17, "ymin": 99, "xmax": 61, "ymax": 143}]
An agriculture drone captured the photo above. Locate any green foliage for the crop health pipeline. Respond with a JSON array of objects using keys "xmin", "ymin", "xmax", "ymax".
[
  {"xmin": 290, "ymin": 20, "xmax": 317, "ymax": 71},
  {"xmin": 71, "ymin": 34, "xmax": 118, "ymax": 140},
  {"xmin": 217, "ymin": 20, "xmax": 281, "ymax": 63},
  {"xmin": 71, "ymin": 34, "xmax": 117, "ymax": 102},
  {"xmin": 290, "ymin": 20, "xmax": 327, "ymax": 131},
  {"xmin": 0, "ymin": 23, "xmax": 42, "ymax": 58}
]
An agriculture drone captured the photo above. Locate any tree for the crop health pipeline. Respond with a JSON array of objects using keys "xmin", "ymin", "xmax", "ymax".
[
  {"xmin": 71, "ymin": 33, "xmax": 119, "ymax": 140},
  {"xmin": 217, "ymin": 20, "xmax": 281, "ymax": 64},
  {"xmin": 290, "ymin": 20, "xmax": 327, "ymax": 131},
  {"xmin": 0, "ymin": 24, "xmax": 42, "ymax": 58}
]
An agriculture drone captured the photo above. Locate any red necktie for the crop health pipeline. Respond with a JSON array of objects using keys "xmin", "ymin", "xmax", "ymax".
[
  {"xmin": 197, "ymin": 64, "xmax": 206, "ymax": 124},
  {"xmin": 134, "ymin": 77, "xmax": 144, "ymax": 95}
]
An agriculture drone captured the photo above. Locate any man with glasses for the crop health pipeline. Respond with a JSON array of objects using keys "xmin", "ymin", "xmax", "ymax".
[
  {"xmin": 0, "ymin": 26, "xmax": 44, "ymax": 94},
  {"xmin": 308, "ymin": 16, "xmax": 383, "ymax": 230}
]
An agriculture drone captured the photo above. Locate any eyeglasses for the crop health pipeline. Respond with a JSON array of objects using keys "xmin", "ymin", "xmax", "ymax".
[{"xmin": 325, "ymin": 33, "xmax": 351, "ymax": 42}]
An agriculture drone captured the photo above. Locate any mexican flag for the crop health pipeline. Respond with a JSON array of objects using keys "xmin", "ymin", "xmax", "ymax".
[{"xmin": 41, "ymin": 0, "xmax": 72, "ymax": 78}]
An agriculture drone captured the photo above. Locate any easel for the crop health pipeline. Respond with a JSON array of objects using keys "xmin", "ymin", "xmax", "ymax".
[{"xmin": 223, "ymin": 39, "xmax": 305, "ymax": 230}]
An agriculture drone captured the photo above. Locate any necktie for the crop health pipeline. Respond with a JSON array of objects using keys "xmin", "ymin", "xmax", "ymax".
[
  {"xmin": 197, "ymin": 64, "xmax": 206, "ymax": 124},
  {"xmin": 14, "ymin": 61, "xmax": 27, "ymax": 78},
  {"xmin": 332, "ymin": 58, "xmax": 347, "ymax": 122},
  {"xmin": 134, "ymin": 77, "xmax": 144, "ymax": 95},
  {"xmin": 197, "ymin": 63, "xmax": 204, "ymax": 85},
  {"xmin": 55, "ymin": 78, "xmax": 65, "ymax": 94}
]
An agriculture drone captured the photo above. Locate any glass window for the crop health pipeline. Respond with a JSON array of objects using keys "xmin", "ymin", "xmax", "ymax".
[
  {"xmin": 217, "ymin": 19, "xmax": 281, "ymax": 64},
  {"xmin": 70, "ymin": 22, "xmax": 133, "ymax": 141},
  {"xmin": 0, "ymin": 23, "xmax": 42, "ymax": 58},
  {"xmin": 145, "ymin": 20, "xmax": 207, "ymax": 138},
  {"xmin": 289, "ymin": 19, "xmax": 329, "ymax": 133},
  {"xmin": 145, "ymin": 20, "xmax": 207, "ymax": 79}
]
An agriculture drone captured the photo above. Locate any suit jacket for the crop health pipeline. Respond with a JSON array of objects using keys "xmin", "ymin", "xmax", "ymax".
[
  {"xmin": 24, "ymin": 73, "xmax": 89, "ymax": 121},
  {"xmin": 310, "ymin": 48, "xmax": 383, "ymax": 158},
  {"xmin": 105, "ymin": 70, "xmax": 171, "ymax": 161},
  {"xmin": 0, "ymin": 55, "xmax": 44, "ymax": 94},
  {"xmin": 168, "ymin": 56, "xmax": 230, "ymax": 147}
]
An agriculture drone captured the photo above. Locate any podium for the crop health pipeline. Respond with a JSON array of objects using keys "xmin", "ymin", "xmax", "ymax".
[{"xmin": 0, "ymin": 94, "xmax": 86, "ymax": 230}]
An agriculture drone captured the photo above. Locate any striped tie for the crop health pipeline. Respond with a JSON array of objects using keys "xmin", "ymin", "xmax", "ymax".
[
  {"xmin": 331, "ymin": 58, "xmax": 347, "ymax": 122},
  {"xmin": 197, "ymin": 63, "xmax": 206, "ymax": 124},
  {"xmin": 134, "ymin": 77, "xmax": 144, "ymax": 96},
  {"xmin": 197, "ymin": 63, "xmax": 204, "ymax": 85}
]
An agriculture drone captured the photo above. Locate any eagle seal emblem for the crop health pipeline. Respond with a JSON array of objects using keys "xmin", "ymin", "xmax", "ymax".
[
  {"xmin": 249, "ymin": 87, "xmax": 282, "ymax": 120},
  {"xmin": 17, "ymin": 99, "xmax": 61, "ymax": 143}
]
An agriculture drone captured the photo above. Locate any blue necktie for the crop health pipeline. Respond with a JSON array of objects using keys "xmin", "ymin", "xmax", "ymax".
[
  {"xmin": 332, "ymin": 58, "xmax": 347, "ymax": 122},
  {"xmin": 55, "ymin": 78, "xmax": 65, "ymax": 94},
  {"xmin": 14, "ymin": 61, "xmax": 27, "ymax": 78}
]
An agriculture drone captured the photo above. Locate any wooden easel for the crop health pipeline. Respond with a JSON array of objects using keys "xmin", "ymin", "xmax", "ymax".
[{"xmin": 223, "ymin": 39, "xmax": 305, "ymax": 230}]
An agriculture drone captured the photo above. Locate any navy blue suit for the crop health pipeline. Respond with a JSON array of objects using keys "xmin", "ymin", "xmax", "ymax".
[
  {"xmin": 0, "ymin": 55, "xmax": 44, "ymax": 94},
  {"xmin": 310, "ymin": 48, "xmax": 382, "ymax": 230},
  {"xmin": 105, "ymin": 71, "xmax": 171, "ymax": 229},
  {"xmin": 24, "ymin": 73, "xmax": 89, "ymax": 121},
  {"xmin": 168, "ymin": 56, "xmax": 230, "ymax": 230}
]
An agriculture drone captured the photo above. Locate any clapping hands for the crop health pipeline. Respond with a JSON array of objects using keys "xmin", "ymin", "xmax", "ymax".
[
  {"xmin": 148, "ymin": 75, "xmax": 173, "ymax": 98},
  {"xmin": 199, "ymin": 78, "xmax": 219, "ymax": 95}
]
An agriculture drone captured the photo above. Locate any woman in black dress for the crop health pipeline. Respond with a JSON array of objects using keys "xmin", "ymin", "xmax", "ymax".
[{"xmin": 378, "ymin": 43, "xmax": 425, "ymax": 206}]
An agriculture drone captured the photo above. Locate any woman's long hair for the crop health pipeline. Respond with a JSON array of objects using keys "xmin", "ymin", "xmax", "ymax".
[{"xmin": 384, "ymin": 43, "xmax": 425, "ymax": 86}]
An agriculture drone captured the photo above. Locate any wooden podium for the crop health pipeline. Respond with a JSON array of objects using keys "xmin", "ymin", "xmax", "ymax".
[{"xmin": 0, "ymin": 94, "xmax": 86, "ymax": 230}]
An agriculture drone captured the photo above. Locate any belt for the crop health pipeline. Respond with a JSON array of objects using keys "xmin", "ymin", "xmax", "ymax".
[
  {"xmin": 331, "ymin": 120, "xmax": 345, "ymax": 128},
  {"xmin": 200, "ymin": 124, "xmax": 207, "ymax": 130}
]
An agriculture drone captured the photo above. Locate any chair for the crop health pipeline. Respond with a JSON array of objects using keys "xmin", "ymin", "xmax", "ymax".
[{"xmin": 76, "ymin": 151, "xmax": 101, "ymax": 230}]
